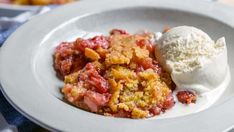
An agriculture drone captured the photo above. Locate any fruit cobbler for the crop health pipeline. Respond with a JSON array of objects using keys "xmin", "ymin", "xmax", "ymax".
[{"xmin": 53, "ymin": 29, "xmax": 196, "ymax": 119}]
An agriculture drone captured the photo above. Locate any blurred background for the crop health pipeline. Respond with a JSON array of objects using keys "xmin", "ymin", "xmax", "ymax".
[{"xmin": 0, "ymin": 0, "xmax": 233, "ymax": 17}]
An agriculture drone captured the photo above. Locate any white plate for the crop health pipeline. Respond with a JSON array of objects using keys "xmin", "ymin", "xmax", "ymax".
[{"xmin": 0, "ymin": 0, "xmax": 234, "ymax": 131}]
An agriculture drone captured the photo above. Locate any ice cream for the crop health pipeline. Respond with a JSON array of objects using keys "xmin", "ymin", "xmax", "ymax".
[{"xmin": 155, "ymin": 26, "xmax": 230, "ymax": 95}]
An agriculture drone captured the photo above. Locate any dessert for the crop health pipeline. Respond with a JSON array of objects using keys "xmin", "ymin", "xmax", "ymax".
[
  {"xmin": 155, "ymin": 26, "xmax": 229, "ymax": 96},
  {"xmin": 53, "ymin": 26, "xmax": 230, "ymax": 118},
  {"xmin": 54, "ymin": 29, "xmax": 175, "ymax": 118}
]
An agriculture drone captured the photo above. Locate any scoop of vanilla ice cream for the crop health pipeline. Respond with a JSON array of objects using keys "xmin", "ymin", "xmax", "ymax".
[{"xmin": 155, "ymin": 26, "xmax": 230, "ymax": 94}]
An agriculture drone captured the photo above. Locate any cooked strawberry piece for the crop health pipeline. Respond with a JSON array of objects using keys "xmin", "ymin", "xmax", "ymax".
[
  {"xmin": 177, "ymin": 91, "xmax": 197, "ymax": 104},
  {"xmin": 162, "ymin": 93, "xmax": 175, "ymax": 110},
  {"xmin": 54, "ymin": 42, "xmax": 88, "ymax": 77},
  {"xmin": 149, "ymin": 106, "xmax": 161, "ymax": 116},
  {"xmin": 136, "ymin": 39, "xmax": 155, "ymax": 54},
  {"xmin": 79, "ymin": 63, "xmax": 109, "ymax": 93},
  {"xmin": 136, "ymin": 39, "xmax": 146, "ymax": 48},
  {"xmin": 136, "ymin": 58, "xmax": 162, "ymax": 74},
  {"xmin": 149, "ymin": 94, "xmax": 174, "ymax": 116},
  {"xmin": 135, "ymin": 65, "xmax": 144, "ymax": 73},
  {"xmin": 152, "ymin": 60, "xmax": 162, "ymax": 74},
  {"xmin": 74, "ymin": 36, "xmax": 110, "ymax": 53},
  {"xmin": 85, "ymin": 63, "xmax": 95, "ymax": 70},
  {"xmin": 87, "ymin": 66, "xmax": 109, "ymax": 93},
  {"xmin": 54, "ymin": 42, "xmax": 74, "ymax": 76},
  {"xmin": 55, "ymin": 42, "xmax": 74, "ymax": 58},
  {"xmin": 138, "ymin": 58, "xmax": 154, "ymax": 70},
  {"xmin": 110, "ymin": 29, "xmax": 129, "ymax": 35},
  {"xmin": 89, "ymin": 36, "xmax": 110, "ymax": 49},
  {"xmin": 146, "ymin": 44, "xmax": 155, "ymax": 54},
  {"xmin": 60, "ymin": 57, "xmax": 73, "ymax": 75},
  {"xmin": 74, "ymin": 38, "xmax": 95, "ymax": 52},
  {"xmin": 84, "ymin": 91, "xmax": 111, "ymax": 112},
  {"xmin": 88, "ymin": 75, "xmax": 109, "ymax": 93}
]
